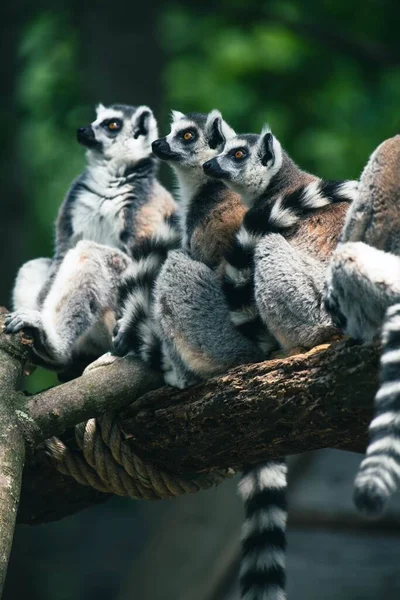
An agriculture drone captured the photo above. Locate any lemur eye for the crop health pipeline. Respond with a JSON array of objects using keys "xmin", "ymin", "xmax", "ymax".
[
  {"xmin": 234, "ymin": 149, "xmax": 246, "ymax": 159},
  {"xmin": 183, "ymin": 131, "xmax": 193, "ymax": 141},
  {"xmin": 108, "ymin": 121, "xmax": 120, "ymax": 131}
]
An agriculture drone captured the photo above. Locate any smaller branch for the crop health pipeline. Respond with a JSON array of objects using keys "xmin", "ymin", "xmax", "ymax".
[{"xmin": 19, "ymin": 355, "xmax": 164, "ymax": 447}]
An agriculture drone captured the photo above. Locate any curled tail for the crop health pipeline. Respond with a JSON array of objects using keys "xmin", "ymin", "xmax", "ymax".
[
  {"xmin": 238, "ymin": 460, "xmax": 288, "ymax": 600},
  {"xmin": 354, "ymin": 303, "xmax": 400, "ymax": 517},
  {"xmin": 113, "ymin": 214, "xmax": 181, "ymax": 368}
]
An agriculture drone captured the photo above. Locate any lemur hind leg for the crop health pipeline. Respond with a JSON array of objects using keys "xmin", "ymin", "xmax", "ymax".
[
  {"xmin": 154, "ymin": 250, "xmax": 264, "ymax": 387},
  {"xmin": 12, "ymin": 257, "xmax": 52, "ymax": 312},
  {"xmin": 324, "ymin": 242, "xmax": 400, "ymax": 342},
  {"xmin": 254, "ymin": 233, "xmax": 338, "ymax": 351},
  {"xmin": 5, "ymin": 241, "xmax": 132, "ymax": 367}
]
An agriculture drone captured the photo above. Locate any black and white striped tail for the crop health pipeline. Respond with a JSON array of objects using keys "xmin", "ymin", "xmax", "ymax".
[
  {"xmin": 238, "ymin": 460, "xmax": 288, "ymax": 600},
  {"xmin": 114, "ymin": 214, "xmax": 181, "ymax": 368},
  {"xmin": 354, "ymin": 303, "xmax": 400, "ymax": 517},
  {"xmin": 222, "ymin": 179, "xmax": 357, "ymax": 350}
]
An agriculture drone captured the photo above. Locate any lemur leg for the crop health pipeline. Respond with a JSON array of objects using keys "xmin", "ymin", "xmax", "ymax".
[
  {"xmin": 154, "ymin": 250, "xmax": 264, "ymax": 387},
  {"xmin": 324, "ymin": 242, "xmax": 400, "ymax": 342},
  {"xmin": 254, "ymin": 233, "xmax": 338, "ymax": 351},
  {"xmin": 12, "ymin": 257, "xmax": 52, "ymax": 311},
  {"xmin": 5, "ymin": 241, "xmax": 131, "ymax": 366}
]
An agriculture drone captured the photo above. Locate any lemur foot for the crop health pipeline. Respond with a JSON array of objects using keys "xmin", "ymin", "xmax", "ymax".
[
  {"xmin": 4, "ymin": 309, "xmax": 42, "ymax": 335},
  {"xmin": 84, "ymin": 352, "xmax": 119, "ymax": 374},
  {"xmin": 112, "ymin": 319, "xmax": 134, "ymax": 357}
]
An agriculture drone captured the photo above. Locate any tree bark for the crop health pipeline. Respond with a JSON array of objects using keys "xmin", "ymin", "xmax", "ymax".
[
  {"xmin": 0, "ymin": 321, "xmax": 31, "ymax": 594},
  {"xmin": 0, "ymin": 307, "xmax": 378, "ymax": 527},
  {"xmin": 16, "ymin": 340, "xmax": 379, "ymax": 525}
]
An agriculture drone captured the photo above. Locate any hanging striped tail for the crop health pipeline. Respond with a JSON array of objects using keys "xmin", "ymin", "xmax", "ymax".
[
  {"xmin": 354, "ymin": 303, "xmax": 400, "ymax": 517},
  {"xmin": 238, "ymin": 460, "xmax": 288, "ymax": 600},
  {"xmin": 113, "ymin": 213, "xmax": 181, "ymax": 368}
]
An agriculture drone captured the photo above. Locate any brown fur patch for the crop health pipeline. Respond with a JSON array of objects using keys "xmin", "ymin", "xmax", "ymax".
[
  {"xmin": 288, "ymin": 202, "xmax": 349, "ymax": 262},
  {"xmin": 191, "ymin": 191, "xmax": 246, "ymax": 268},
  {"xmin": 134, "ymin": 181, "xmax": 177, "ymax": 240}
]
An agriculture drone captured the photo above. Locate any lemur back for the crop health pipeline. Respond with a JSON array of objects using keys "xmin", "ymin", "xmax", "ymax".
[
  {"xmin": 324, "ymin": 135, "xmax": 400, "ymax": 518},
  {"xmin": 7, "ymin": 103, "xmax": 178, "ymax": 372}
]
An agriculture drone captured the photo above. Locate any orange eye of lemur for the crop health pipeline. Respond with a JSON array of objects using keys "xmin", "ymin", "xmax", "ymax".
[
  {"xmin": 235, "ymin": 149, "xmax": 245, "ymax": 159},
  {"xmin": 183, "ymin": 131, "xmax": 193, "ymax": 141},
  {"xmin": 108, "ymin": 121, "xmax": 120, "ymax": 131}
]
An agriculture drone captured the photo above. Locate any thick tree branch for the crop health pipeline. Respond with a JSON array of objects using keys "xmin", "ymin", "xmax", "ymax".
[
  {"xmin": 0, "ymin": 307, "xmax": 379, "ymax": 527},
  {"xmin": 119, "ymin": 340, "xmax": 378, "ymax": 473}
]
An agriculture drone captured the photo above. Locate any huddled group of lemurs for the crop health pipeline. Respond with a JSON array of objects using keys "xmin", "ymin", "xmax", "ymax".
[{"xmin": 5, "ymin": 102, "xmax": 400, "ymax": 599}]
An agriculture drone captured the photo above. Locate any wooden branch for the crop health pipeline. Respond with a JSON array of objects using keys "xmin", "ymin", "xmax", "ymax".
[
  {"xmin": 18, "ymin": 340, "xmax": 379, "ymax": 526},
  {"xmin": 119, "ymin": 340, "xmax": 379, "ymax": 473},
  {"xmin": 0, "ymin": 312, "xmax": 30, "ymax": 594},
  {"xmin": 0, "ymin": 305, "xmax": 379, "ymax": 527}
]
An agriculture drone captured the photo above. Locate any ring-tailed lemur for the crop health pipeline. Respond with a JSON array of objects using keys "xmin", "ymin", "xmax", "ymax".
[
  {"xmin": 203, "ymin": 126, "xmax": 358, "ymax": 351},
  {"xmin": 324, "ymin": 134, "xmax": 400, "ymax": 517},
  {"xmin": 113, "ymin": 109, "xmax": 263, "ymax": 386},
  {"xmin": 203, "ymin": 126, "xmax": 358, "ymax": 600},
  {"xmin": 5, "ymin": 103, "xmax": 178, "ymax": 373}
]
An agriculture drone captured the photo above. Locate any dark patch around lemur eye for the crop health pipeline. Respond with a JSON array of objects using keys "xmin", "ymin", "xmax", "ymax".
[
  {"xmin": 229, "ymin": 147, "xmax": 247, "ymax": 161},
  {"xmin": 179, "ymin": 129, "xmax": 197, "ymax": 143},
  {"xmin": 101, "ymin": 118, "xmax": 122, "ymax": 132}
]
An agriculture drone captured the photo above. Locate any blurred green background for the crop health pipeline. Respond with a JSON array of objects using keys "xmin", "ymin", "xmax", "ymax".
[{"xmin": 3, "ymin": 1, "xmax": 400, "ymax": 598}]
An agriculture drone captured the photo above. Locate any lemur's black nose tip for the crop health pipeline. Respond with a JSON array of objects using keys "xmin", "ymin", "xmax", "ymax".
[
  {"xmin": 152, "ymin": 139, "xmax": 162, "ymax": 149},
  {"xmin": 203, "ymin": 160, "xmax": 214, "ymax": 173}
]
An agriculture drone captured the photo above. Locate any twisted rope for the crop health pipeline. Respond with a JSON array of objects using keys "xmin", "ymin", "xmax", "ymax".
[{"xmin": 45, "ymin": 412, "xmax": 233, "ymax": 499}]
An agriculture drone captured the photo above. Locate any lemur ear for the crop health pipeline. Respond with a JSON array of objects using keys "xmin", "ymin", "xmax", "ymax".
[
  {"xmin": 259, "ymin": 126, "xmax": 275, "ymax": 167},
  {"xmin": 95, "ymin": 103, "xmax": 106, "ymax": 117},
  {"xmin": 208, "ymin": 116, "xmax": 225, "ymax": 149},
  {"xmin": 206, "ymin": 110, "xmax": 236, "ymax": 150},
  {"xmin": 171, "ymin": 110, "xmax": 185, "ymax": 123},
  {"xmin": 133, "ymin": 106, "xmax": 158, "ymax": 140}
]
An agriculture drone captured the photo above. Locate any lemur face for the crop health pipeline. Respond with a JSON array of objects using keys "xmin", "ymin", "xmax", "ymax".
[
  {"xmin": 151, "ymin": 110, "xmax": 235, "ymax": 172},
  {"xmin": 203, "ymin": 127, "xmax": 283, "ymax": 206},
  {"xmin": 77, "ymin": 103, "xmax": 158, "ymax": 163}
]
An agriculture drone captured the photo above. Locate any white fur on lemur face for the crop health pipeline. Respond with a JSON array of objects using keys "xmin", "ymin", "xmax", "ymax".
[
  {"xmin": 77, "ymin": 103, "xmax": 158, "ymax": 166},
  {"xmin": 151, "ymin": 109, "xmax": 236, "ymax": 185},
  {"xmin": 203, "ymin": 126, "xmax": 283, "ymax": 206}
]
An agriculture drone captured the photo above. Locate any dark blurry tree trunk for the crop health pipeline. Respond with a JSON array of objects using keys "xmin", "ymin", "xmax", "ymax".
[
  {"xmin": 0, "ymin": 3, "xmax": 37, "ymax": 305},
  {"xmin": 71, "ymin": 0, "xmax": 164, "ymax": 114}
]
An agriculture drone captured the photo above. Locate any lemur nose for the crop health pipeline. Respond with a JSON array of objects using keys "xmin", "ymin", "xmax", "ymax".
[
  {"xmin": 152, "ymin": 139, "xmax": 162, "ymax": 149},
  {"xmin": 203, "ymin": 160, "xmax": 214, "ymax": 173}
]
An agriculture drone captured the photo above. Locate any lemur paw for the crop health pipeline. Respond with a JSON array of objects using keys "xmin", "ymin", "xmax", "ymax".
[
  {"xmin": 84, "ymin": 352, "xmax": 118, "ymax": 374},
  {"xmin": 3, "ymin": 309, "xmax": 42, "ymax": 335},
  {"xmin": 323, "ymin": 281, "xmax": 347, "ymax": 330},
  {"xmin": 112, "ymin": 320, "xmax": 133, "ymax": 357}
]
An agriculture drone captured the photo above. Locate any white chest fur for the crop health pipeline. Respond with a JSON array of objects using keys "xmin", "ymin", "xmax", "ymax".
[{"xmin": 71, "ymin": 187, "xmax": 133, "ymax": 250}]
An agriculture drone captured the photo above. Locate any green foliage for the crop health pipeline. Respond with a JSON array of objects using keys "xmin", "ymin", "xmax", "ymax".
[
  {"xmin": 160, "ymin": 1, "xmax": 400, "ymax": 180},
  {"xmin": 17, "ymin": 12, "xmax": 89, "ymax": 257}
]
